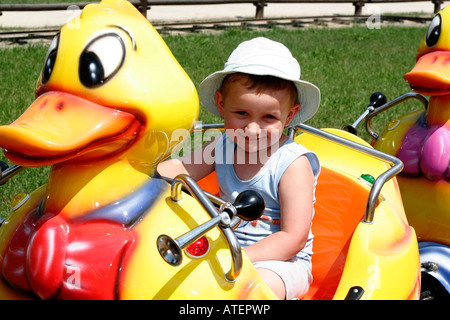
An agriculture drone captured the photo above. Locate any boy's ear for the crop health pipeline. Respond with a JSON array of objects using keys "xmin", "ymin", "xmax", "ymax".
[
  {"xmin": 215, "ymin": 91, "xmax": 225, "ymax": 117},
  {"xmin": 285, "ymin": 103, "xmax": 300, "ymax": 126}
]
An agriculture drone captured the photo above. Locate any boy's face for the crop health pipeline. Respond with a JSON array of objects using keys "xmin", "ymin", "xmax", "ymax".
[{"xmin": 215, "ymin": 77, "xmax": 299, "ymax": 154}]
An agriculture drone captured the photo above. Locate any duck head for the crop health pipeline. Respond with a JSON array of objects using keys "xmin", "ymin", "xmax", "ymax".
[
  {"xmin": 404, "ymin": 6, "xmax": 450, "ymax": 96},
  {"xmin": 0, "ymin": 0, "xmax": 199, "ymax": 170}
]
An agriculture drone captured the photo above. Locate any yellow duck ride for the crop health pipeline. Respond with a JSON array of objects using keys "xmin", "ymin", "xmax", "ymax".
[
  {"xmin": 0, "ymin": 0, "xmax": 420, "ymax": 300},
  {"xmin": 346, "ymin": 6, "xmax": 450, "ymax": 299}
]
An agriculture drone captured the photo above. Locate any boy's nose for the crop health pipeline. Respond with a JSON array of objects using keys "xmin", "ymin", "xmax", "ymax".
[{"xmin": 245, "ymin": 121, "xmax": 261, "ymax": 135}]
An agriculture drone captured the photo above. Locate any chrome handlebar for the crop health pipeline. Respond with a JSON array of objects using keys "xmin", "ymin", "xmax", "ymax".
[
  {"xmin": 364, "ymin": 92, "xmax": 428, "ymax": 140},
  {"xmin": 158, "ymin": 174, "xmax": 264, "ymax": 282},
  {"xmin": 0, "ymin": 163, "xmax": 24, "ymax": 186}
]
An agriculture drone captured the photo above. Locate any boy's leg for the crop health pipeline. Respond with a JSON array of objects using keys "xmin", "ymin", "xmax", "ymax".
[{"xmin": 256, "ymin": 267, "xmax": 286, "ymax": 300}]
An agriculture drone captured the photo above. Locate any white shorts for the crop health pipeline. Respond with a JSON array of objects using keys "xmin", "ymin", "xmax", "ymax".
[{"xmin": 253, "ymin": 258, "xmax": 313, "ymax": 300}]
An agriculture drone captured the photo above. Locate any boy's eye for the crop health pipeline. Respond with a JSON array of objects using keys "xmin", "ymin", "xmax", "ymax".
[
  {"xmin": 265, "ymin": 114, "xmax": 277, "ymax": 120},
  {"xmin": 235, "ymin": 111, "xmax": 247, "ymax": 116}
]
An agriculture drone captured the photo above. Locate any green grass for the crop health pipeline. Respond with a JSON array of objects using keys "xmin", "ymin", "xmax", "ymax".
[
  {"xmin": 0, "ymin": 25, "xmax": 428, "ymax": 216},
  {"xmin": 165, "ymin": 26, "xmax": 426, "ymax": 129}
]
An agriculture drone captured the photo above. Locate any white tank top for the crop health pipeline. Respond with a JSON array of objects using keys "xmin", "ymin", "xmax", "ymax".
[{"xmin": 214, "ymin": 133, "xmax": 320, "ymax": 269}]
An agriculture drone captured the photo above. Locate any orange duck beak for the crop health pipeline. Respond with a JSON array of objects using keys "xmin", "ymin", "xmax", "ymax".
[
  {"xmin": 404, "ymin": 10, "xmax": 450, "ymax": 96},
  {"xmin": 0, "ymin": 91, "xmax": 140, "ymax": 167},
  {"xmin": 404, "ymin": 51, "xmax": 450, "ymax": 96}
]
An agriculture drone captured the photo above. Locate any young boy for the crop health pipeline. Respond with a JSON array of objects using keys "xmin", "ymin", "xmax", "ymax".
[{"xmin": 157, "ymin": 37, "xmax": 321, "ymax": 300}]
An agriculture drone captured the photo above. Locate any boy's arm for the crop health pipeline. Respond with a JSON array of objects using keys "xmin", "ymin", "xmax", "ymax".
[
  {"xmin": 244, "ymin": 155, "xmax": 314, "ymax": 262},
  {"xmin": 157, "ymin": 138, "xmax": 217, "ymax": 181}
]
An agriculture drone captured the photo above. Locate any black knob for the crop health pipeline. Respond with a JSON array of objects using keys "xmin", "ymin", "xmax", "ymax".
[
  {"xmin": 369, "ymin": 92, "xmax": 387, "ymax": 109},
  {"xmin": 232, "ymin": 190, "xmax": 265, "ymax": 221}
]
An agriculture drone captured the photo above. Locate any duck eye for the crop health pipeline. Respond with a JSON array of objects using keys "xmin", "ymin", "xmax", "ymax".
[
  {"xmin": 42, "ymin": 35, "xmax": 59, "ymax": 84},
  {"xmin": 426, "ymin": 14, "xmax": 441, "ymax": 47},
  {"xmin": 79, "ymin": 34, "xmax": 125, "ymax": 87}
]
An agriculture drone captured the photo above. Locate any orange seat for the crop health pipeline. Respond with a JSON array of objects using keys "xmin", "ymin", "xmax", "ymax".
[
  {"xmin": 303, "ymin": 167, "xmax": 368, "ymax": 300},
  {"xmin": 198, "ymin": 167, "xmax": 369, "ymax": 300}
]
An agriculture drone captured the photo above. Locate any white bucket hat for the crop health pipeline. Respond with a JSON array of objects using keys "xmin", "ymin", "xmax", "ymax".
[{"xmin": 199, "ymin": 37, "xmax": 320, "ymax": 127}]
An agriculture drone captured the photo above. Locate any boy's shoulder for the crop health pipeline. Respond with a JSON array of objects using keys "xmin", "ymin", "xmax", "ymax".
[{"xmin": 282, "ymin": 139, "xmax": 321, "ymax": 175}]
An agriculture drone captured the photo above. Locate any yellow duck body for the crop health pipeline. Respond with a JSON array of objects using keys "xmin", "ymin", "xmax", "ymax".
[
  {"xmin": 0, "ymin": 0, "xmax": 275, "ymax": 300},
  {"xmin": 374, "ymin": 6, "xmax": 450, "ymax": 246}
]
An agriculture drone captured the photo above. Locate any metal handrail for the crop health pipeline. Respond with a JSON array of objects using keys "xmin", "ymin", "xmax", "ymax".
[
  {"xmin": 196, "ymin": 122, "xmax": 403, "ymax": 222},
  {"xmin": 196, "ymin": 121, "xmax": 403, "ymax": 222},
  {"xmin": 293, "ymin": 123, "xmax": 403, "ymax": 223},
  {"xmin": 0, "ymin": 164, "xmax": 24, "ymax": 186},
  {"xmin": 365, "ymin": 92, "xmax": 428, "ymax": 141}
]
